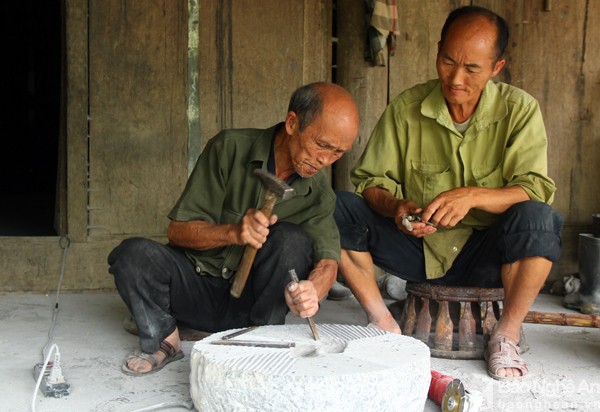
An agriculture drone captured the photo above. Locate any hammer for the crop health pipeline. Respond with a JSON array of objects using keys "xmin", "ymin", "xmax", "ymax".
[{"xmin": 230, "ymin": 169, "xmax": 295, "ymax": 298}]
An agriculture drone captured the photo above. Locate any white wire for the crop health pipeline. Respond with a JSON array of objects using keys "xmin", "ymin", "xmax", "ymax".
[
  {"xmin": 29, "ymin": 236, "xmax": 194, "ymax": 412},
  {"xmin": 30, "ymin": 344, "xmax": 59, "ymax": 412},
  {"xmin": 41, "ymin": 236, "xmax": 70, "ymax": 361},
  {"xmin": 129, "ymin": 400, "xmax": 194, "ymax": 412},
  {"xmin": 31, "ymin": 236, "xmax": 71, "ymax": 412}
]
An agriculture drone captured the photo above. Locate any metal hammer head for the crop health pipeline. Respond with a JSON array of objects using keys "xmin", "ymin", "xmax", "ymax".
[{"xmin": 254, "ymin": 169, "xmax": 295, "ymax": 200}]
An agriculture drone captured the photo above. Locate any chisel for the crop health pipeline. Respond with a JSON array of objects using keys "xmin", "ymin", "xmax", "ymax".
[{"xmin": 288, "ymin": 269, "xmax": 320, "ymax": 340}]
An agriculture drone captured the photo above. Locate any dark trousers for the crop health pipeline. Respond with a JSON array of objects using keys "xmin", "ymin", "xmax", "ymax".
[
  {"xmin": 108, "ymin": 222, "xmax": 312, "ymax": 353},
  {"xmin": 334, "ymin": 191, "xmax": 564, "ymax": 288}
]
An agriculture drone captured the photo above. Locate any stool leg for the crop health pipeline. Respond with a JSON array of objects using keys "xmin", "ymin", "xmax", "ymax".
[
  {"xmin": 458, "ymin": 302, "xmax": 476, "ymax": 352},
  {"xmin": 434, "ymin": 300, "xmax": 453, "ymax": 351},
  {"xmin": 399, "ymin": 297, "xmax": 408, "ymax": 327},
  {"xmin": 402, "ymin": 295, "xmax": 417, "ymax": 336},
  {"xmin": 481, "ymin": 301, "xmax": 497, "ymax": 340},
  {"xmin": 415, "ymin": 297, "xmax": 432, "ymax": 343}
]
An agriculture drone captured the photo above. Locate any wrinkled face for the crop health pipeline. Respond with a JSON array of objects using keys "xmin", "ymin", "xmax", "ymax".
[
  {"xmin": 436, "ymin": 17, "xmax": 505, "ymax": 110},
  {"xmin": 285, "ymin": 106, "xmax": 357, "ymax": 178}
]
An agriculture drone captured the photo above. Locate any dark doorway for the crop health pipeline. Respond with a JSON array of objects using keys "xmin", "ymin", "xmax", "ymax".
[{"xmin": 0, "ymin": 1, "xmax": 61, "ymax": 236}]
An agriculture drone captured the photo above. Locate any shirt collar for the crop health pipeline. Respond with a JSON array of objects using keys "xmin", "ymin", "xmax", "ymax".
[
  {"xmin": 247, "ymin": 122, "xmax": 311, "ymax": 196},
  {"xmin": 421, "ymin": 80, "xmax": 508, "ymax": 132},
  {"xmin": 247, "ymin": 123, "xmax": 282, "ymax": 165}
]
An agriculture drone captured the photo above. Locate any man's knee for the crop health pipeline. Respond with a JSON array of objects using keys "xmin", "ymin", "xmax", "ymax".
[
  {"xmin": 108, "ymin": 237, "xmax": 162, "ymax": 277},
  {"xmin": 265, "ymin": 222, "xmax": 311, "ymax": 253},
  {"xmin": 504, "ymin": 201, "xmax": 564, "ymax": 233},
  {"xmin": 334, "ymin": 190, "xmax": 362, "ymax": 222},
  {"xmin": 253, "ymin": 222, "xmax": 312, "ymax": 285},
  {"xmin": 502, "ymin": 201, "xmax": 564, "ymax": 263},
  {"xmin": 334, "ymin": 191, "xmax": 373, "ymax": 251},
  {"xmin": 335, "ymin": 190, "xmax": 357, "ymax": 206}
]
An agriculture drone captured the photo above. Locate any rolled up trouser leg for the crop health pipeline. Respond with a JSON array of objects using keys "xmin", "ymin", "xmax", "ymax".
[{"xmin": 108, "ymin": 237, "xmax": 191, "ymax": 353}]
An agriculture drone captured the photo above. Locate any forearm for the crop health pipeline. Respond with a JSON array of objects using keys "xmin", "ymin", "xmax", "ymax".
[
  {"xmin": 423, "ymin": 185, "xmax": 531, "ymax": 228},
  {"xmin": 308, "ymin": 259, "xmax": 338, "ymax": 301},
  {"xmin": 466, "ymin": 185, "xmax": 530, "ymax": 214},
  {"xmin": 362, "ymin": 187, "xmax": 405, "ymax": 218},
  {"xmin": 167, "ymin": 220, "xmax": 239, "ymax": 250}
]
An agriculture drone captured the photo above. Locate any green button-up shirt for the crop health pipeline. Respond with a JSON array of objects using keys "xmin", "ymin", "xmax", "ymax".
[
  {"xmin": 168, "ymin": 124, "xmax": 340, "ymax": 279},
  {"xmin": 352, "ymin": 79, "xmax": 556, "ymax": 279}
]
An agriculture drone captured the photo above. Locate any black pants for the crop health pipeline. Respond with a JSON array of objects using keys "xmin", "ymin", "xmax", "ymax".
[
  {"xmin": 334, "ymin": 191, "xmax": 564, "ymax": 288},
  {"xmin": 108, "ymin": 222, "xmax": 312, "ymax": 353}
]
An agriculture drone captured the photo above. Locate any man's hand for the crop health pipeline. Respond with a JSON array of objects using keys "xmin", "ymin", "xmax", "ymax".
[
  {"xmin": 237, "ymin": 209, "xmax": 278, "ymax": 249},
  {"xmin": 285, "ymin": 280, "xmax": 319, "ymax": 318},
  {"xmin": 362, "ymin": 187, "xmax": 436, "ymax": 238},
  {"xmin": 393, "ymin": 199, "xmax": 437, "ymax": 238},
  {"xmin": 422, "ymin": 187, "xmax": 473, "ymax": 228}
]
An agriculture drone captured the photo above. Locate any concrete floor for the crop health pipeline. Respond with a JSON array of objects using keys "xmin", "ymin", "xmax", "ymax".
[{"xmin": 3, "ymin": 289, "xmax": 600, "ymax": 412}]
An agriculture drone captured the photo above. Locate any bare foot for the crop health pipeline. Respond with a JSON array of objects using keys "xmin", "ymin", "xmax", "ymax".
[{"xmin": 368, "ymin": 312, "xmax": 402, "ymax": 334}]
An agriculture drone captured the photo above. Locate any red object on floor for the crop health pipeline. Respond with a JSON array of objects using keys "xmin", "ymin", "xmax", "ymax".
[{"xmin": 428, "ymin": 370, "xmax": 454, "ymax": 405}]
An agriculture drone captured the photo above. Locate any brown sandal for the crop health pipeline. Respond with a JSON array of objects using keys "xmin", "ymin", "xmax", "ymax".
[
  {"xmin": 122, "ymin": 340, "xmax": 184, "ymax": 376},
  {"xmin": 484, "ymin": 333, "xmax": 528, "ymax": 381}
]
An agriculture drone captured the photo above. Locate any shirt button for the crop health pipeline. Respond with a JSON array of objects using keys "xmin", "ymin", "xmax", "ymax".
[
  {"xmin": 196, "ymin": 266, "xmax": 202, "ymax": 273},
  {"xmin": 451, "ymin": 246, "xmax": 458, "ymax": 252},
  {"xmin": 222, "ymin": 268, "xmax": 228, "ymax": 274}
]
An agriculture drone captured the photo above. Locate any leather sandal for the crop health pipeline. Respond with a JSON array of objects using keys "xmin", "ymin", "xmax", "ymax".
[
  {"xmin": 122, "ymin": 340, "xmax": 184, "ymax": 376},
  {"xmin": 484, "ymin": 333, "xmax": 529, "ymax": 381}
]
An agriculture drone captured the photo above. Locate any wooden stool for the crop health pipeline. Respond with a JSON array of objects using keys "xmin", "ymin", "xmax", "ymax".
[{"xmin": 400, "ymin": 282, "xmax": 522, "ymax": 360}]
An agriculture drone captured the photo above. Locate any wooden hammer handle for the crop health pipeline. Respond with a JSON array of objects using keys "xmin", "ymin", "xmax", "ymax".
[{"xmin": 230, "ymin": 191, "xmax": 278, "ymax": 298}]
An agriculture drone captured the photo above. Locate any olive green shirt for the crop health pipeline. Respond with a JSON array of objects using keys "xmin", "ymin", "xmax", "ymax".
[
  {"xmin": 352, "ymin": 79, "xmax": 556, "ymax": 279},
  {"xmin": 168, "ymin": 124, "xmax": 340, "ymax": 279}
]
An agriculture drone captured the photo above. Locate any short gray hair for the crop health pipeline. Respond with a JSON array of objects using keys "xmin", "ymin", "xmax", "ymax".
[{"xmin": 287, "ymin": 83, "xmax": 325, "ymax": 131}]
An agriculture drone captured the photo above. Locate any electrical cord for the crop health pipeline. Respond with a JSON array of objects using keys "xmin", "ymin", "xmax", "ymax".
[
  {"xmin": 30, "ymin": 236, "xmax": 194, "ymax": 412},
  {"xmin": 30, "ymin": 235, "xmax": 71, "ymax": 412},
  {"xmin": 129, "ymin": 400, "xmax": 194, "ymax": 412},
  {"xmin": 30, "ymin": 344, "xmax": 60, "ymax": 412},
  {"xmin": 41, "ymin": 235, "xmax": 70, "ymax": 361}
]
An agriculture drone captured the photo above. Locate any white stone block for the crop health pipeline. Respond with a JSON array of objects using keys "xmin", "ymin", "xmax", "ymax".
[{"xmin": 190, "ymin": 324, "xmax": 430, "ymax": 412}]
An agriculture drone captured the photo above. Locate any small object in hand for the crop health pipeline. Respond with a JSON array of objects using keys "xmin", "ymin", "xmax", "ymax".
[
  {"xmin": 402, "ymin": 213, "xmax": 435, "ymax": 231},
  {"xmin": 401, "ymin": 215, "xmax": 414, "ymax": 231}
]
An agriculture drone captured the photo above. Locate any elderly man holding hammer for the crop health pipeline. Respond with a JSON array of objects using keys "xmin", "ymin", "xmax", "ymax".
[{"xmin": 108, "ymin": 82, "xmax": 359, "ymax": 375}]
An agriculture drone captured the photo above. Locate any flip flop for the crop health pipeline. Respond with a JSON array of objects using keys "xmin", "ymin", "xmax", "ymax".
[
  {"xmin": 484, "ymin": 333, "xmax": 529, "ymax": 381},
  {"xmin": 122, "ymin": 340, "xmax": 184, "ymax": 376}
]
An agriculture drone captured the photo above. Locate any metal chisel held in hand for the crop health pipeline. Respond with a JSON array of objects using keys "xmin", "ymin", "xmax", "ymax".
[{"xmin": 288, "ymin": 269, "xmax": 320, "ymax": 340}]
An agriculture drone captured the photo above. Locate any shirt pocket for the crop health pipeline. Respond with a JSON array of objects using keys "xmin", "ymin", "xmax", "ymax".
[
  {"xmin": 408, "ymin": 161, "xmax": 451, "ymax": 207},
  {"xmin": 468, "ymin": 165, "xmax": 504, "ymax": 228},
  {"xmin": 472, "ymin": 164, "xmax": 504, "ymax": 188}
]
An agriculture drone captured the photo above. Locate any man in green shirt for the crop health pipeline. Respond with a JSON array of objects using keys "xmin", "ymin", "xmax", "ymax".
[
  {"xmin": 109, "ymin": 82, "xmax": 359, "ymax": 375},
  {"xmin": 335, "ymin": 6, "xmax": 563, "ymax": 381}
]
